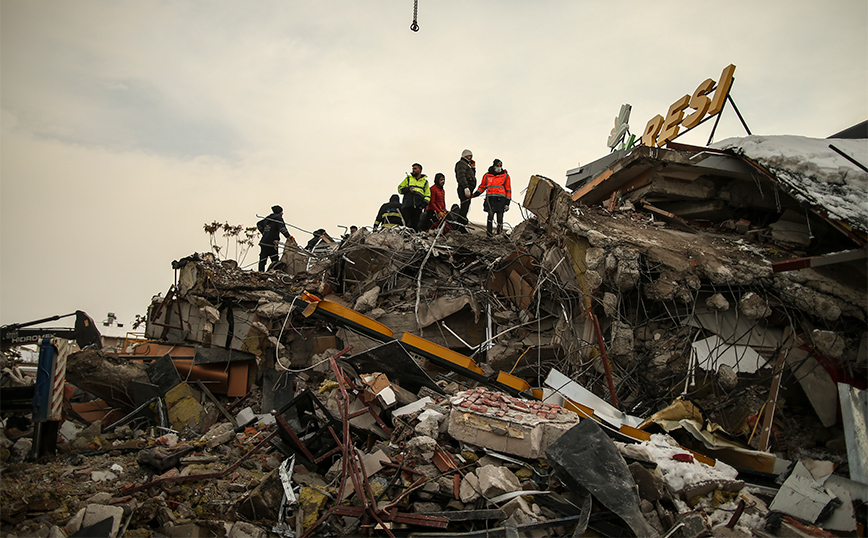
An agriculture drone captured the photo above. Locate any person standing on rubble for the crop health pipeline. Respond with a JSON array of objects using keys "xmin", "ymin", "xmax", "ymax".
[
  {"xmin": 473, "ymin": 158, "xmax": 512, "ymax": 236},
  {"xmin": 455, "ymin": 149, "xmax": 476, "ymax": 221},
  {"xmin": 446, "ymin": 203, "xmax": 469, "ymax": 233},
  {"xmin": 257, "ymin": 205, "xmax": 294, "ymax": 271},
  {"xmin": 422, "ymin": 172, "xmax": 447, "ymax": 230},
  {"xmin": 374, "ymin": 194, "xmax": 404, "ymax": 229},
  {"xmin": 397, "ymin": 163, "xmax": 430, "ymax": 231}
]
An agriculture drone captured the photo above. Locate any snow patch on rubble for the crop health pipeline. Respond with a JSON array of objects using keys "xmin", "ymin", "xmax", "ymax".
[
  {"xmin": 624, "ymin": 433, "xmax": 738, "ymax": 493},
  {"xmin": 713, "ymin": 135, "xmax": 868, "ymax": 231}
]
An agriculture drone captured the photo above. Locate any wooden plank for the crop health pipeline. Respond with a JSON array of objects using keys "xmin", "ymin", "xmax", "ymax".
[{"xmin": 758, "ymin": 347, "xmax": 789, "ymax": 452}]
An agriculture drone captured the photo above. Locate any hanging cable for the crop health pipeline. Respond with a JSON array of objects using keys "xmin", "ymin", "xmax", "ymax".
[{"xmin": 409, "ymin": 0, "xmax": 419, "ymax": 31}]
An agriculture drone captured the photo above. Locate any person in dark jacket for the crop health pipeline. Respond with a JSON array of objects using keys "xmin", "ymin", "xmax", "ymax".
[
  {"xmin": 306, "ymin": 228, "xmax": 334, "ymax": 251},
  {"xmin": 445, "ymin": 203, "xmax": 469, "ymax": 234},
  {"xmin": 473, "ymin": 158, "xmax": 512, "ymax": 236},
  {"xmin": 397, "ymin": 163, "xmax": 430, "ymax": 231},
  {"xmin": 374, "ymin": 194, "xmax": 404, "ymax": 229},
  {"xmin": 257, "ymin": 205, "xmax": 293, "ymax": 271},
  {"xmin": 454, "ymin": 149, "xmax": 476, "ymax": 220}
]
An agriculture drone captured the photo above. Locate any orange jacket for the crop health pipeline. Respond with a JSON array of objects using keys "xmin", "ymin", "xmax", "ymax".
[{"xmin": 476, "ymin": 170, "xmax": 511, "ymax": 199}]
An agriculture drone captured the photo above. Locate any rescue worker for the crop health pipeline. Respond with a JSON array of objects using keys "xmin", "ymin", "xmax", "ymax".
[
  {"xmin": 397, "ymin": 163, "xmax": 430, "ymax": 231},
  {"xmin": 473, "ymin": 158, "xmax": 512, "ymax": 236},
  {"xmin": 306, "ymin": 228, "xmax": 330, "ymax": 251},
  {"xmin": 422, "ymin": 172, "xmax": 447, "ymax": 230},
  {"xmin": 257, "ymin": 205, "xmax": 294, "ymax": 271},
  {"xmin": 374, "ymin": 194, "xmax": 404, "ymax": 229},
  {"xmin": 454, "ymin": 149, "xmax": 476, "ymax": 220}
]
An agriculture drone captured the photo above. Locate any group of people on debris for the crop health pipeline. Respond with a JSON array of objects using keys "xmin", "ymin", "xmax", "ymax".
[
  {"xmin": 375, "ymin": 149, "xmax": 513, "ymax": 236},
  {"xmin": 256, "ymin": 149, "xmax": 512, "ymax": 271}
]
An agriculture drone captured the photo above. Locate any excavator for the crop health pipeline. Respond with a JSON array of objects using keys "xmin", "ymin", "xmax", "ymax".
[
  {"xmin": 1, "ymin": 310, "xmax": 102, "ymax": 351},
  {"xmin": 1, "ymin": 310, "xmax": 102, "ymax": 459}
]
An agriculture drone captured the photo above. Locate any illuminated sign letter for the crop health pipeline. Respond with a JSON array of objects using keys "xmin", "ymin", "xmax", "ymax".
[
  {"xmin": 642, "ymin": 115, "xmax": 664, "ymax": 147},
  {"xmin": 682, "ymin": 78, "xmax": 714, "ymax": 129},
  {"xmin": 708, "ymin": 64, "xmax": 736, "ymax": 116},
  {"xmin": 658, "ymin": 94, "xmax": 690, "ymax": 145}
]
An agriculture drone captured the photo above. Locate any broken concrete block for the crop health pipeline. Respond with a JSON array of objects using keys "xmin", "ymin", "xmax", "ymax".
[
  {"xmin": 585, "ymin": 270, "xmax": 602, "ymax": 290},
  {"xmin": 204, "ymin": 422, "xmax": 235, "ymax": 449},
  {"xmin": 610, "ymin": 321, "xmax": 634, "ymax": 357},
  {"xmin": 717, "ymin": 364, "xmax": 738, "ymax": 391},
  {"xmin": 414, "ymin": 409, "xmax": 447, "ymax": 438},
  {"xmin": 46, "ymin": 525, "xmax": 66, "ymax": 538},
  {"xmin": 235, "ymin": 406, "xmax": 256, "ymax": 427},
  {"xmin": 393, "ymin": 396, "xmax": 433, "ymax": 418},
  {"xmin": 613, "ymin": 248, "xmax": 640, "ymax": 291},
  {"xmin": 738, "ymin": 292, "xmax": 771, "ymax": 319},
  {"xmin": 447, "ymin": 389, "xmax": 579, "ymax": 459},
  {"xmin": 11, "ymin": 438, "xmax": 32, "ymax": 461},
  {"xmin": 501, "ymin": 495, "xmax": 534, "ymax": 518},
  {"xmin": 706, "ymin": 293, "xmax": 730, "ymax": 311},
  {"xmin": 227, "ymin": 521, "xmax": 267, "ymax": 538},
  {"xmin": 65, "ymin": 506, "xmax": 87, "ymax": 535},
  {"xmin": 602, "ymin": 292, "xmax": 618, "ymax": 317},
  {"xmin": 91, "ymin": 470, "xmax": 118, "ymax": 482},
  {"xmin": 459, "ymin": 472, "xmax": 481, "ymax": 503},
  {"xmin": 354, "ymin": 285, "xmax": 380, "ymax": 313},
  {"xmin": 811, "ymin": 329, "xmax": 845, "ymax": 358},
  {"xmin": 405, "ymin": 435, "xmax": 438, "ymax": 456},
  {"xmin": 585, "ymin": 247, "xmax": 605, "ymax": 270},
  {"xmin": 477, "ymin": 464, "xmax": 521, "ymax": 498},
  {"xmin": 81, "ymin": 504, "xmax": 125, "ymax": 538}
]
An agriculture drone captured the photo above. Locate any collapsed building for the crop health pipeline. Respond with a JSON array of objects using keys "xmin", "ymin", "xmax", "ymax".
[{"xmin": 1, "ymin": 129, "xmax": 866, "ymax": 538}]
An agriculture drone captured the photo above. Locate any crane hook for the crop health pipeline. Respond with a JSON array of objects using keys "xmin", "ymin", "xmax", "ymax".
[{"xmin": 410, "ymin": 0, "xmax": 419, "ymax": 32}]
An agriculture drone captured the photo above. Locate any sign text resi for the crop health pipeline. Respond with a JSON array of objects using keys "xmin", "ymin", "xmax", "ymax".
[{"xmin": 641, "ymin": 64, "xmax": 736, "ymax": 148}]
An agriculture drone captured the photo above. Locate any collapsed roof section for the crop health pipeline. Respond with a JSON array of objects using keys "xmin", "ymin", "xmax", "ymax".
[{"xmin": 566, "ymin": 134, "xmax": 868, "ymax": 255}]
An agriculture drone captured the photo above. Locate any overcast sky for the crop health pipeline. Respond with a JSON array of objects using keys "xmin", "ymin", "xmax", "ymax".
[{"xmin": 2, "ymin": 0, "xmax": 866, "ymax": 329}]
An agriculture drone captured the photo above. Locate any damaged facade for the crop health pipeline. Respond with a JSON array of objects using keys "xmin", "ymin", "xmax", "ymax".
[{"xmin": 1, "ymin": 130, "xmax": 866, "ymax": 538}]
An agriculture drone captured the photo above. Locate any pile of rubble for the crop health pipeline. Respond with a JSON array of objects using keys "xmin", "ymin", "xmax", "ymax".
[{"xmin": 1, "ymin": 133, "xmax": 866, "ymax": 537}]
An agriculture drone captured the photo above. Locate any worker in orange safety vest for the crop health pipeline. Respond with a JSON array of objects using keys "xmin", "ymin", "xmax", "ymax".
[{"xmin": 473, "ymin": 158, "xmax": 512, "ymax": 236}]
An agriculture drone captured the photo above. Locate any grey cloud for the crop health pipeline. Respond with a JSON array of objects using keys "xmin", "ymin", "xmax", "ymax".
[{"xmin": 7, "ymin": 74, "xmax": 240, "ymax": 159}]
